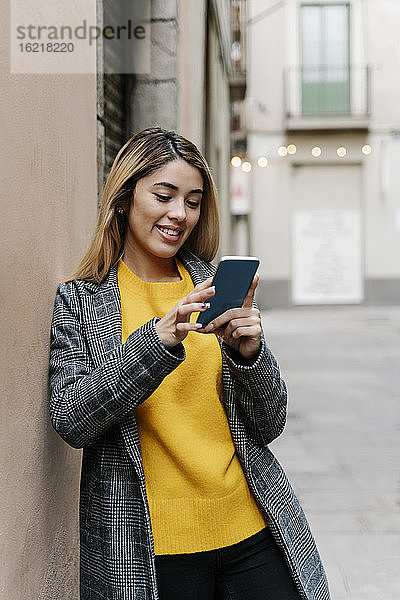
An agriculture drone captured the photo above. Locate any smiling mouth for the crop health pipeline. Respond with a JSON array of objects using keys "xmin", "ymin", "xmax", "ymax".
[{"xmin": 155, "ymin": 225, "xmax": 184, "ymax": 241}]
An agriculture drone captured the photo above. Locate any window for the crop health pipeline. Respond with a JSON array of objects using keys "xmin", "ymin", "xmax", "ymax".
[{"xmin": 301, "ymin": 3, "xmax": 350, "ymax": 115}]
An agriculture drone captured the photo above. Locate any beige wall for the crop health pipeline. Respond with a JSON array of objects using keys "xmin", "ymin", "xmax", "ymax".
[{"xmin": 0, "ymin": 4, "xmax": 97, "ymax": 596}]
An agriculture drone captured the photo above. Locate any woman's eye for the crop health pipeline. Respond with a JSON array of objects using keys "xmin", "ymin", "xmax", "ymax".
[
  {"xmin": 187, "ymin": 201, "xmax": 200, "ymax": 208},
  {"xmin": 154, "ymin": 194, "xmax": 171, "ymax": 201}
]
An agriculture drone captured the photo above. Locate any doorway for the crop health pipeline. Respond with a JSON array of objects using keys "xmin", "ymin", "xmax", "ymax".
[{"xmin": 292, "ymin": 163, "xmax": 363, "ymax": 304}]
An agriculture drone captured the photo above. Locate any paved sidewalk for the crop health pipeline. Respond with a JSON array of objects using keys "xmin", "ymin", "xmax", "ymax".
[{"xmin": 260, "ymin": 305, "xmax": 400, "ymax": 600}]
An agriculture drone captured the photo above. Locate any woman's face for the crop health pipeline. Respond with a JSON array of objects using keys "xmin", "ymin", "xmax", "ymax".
[{"xmin": 125, "ymin": 159, "xmax": 203, "ymax": 261}]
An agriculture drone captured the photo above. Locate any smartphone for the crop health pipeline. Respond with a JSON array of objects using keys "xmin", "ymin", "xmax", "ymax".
[{"xmin": 196, "ymin": 256, "xmax": 260, "ymax": 328}]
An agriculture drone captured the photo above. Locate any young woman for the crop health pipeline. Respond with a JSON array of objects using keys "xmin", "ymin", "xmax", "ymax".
[{"xmin": 49, "ymin": 127, "xmax": 330, "ymax": 600}]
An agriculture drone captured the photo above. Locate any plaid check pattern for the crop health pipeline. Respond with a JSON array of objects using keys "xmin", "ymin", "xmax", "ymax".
[{"xmin": 49, "ymin": 247, "xmax": 330, "ymax": 599}]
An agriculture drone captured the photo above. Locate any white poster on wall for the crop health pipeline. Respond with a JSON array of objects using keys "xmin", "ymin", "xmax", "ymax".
[{"xmin": 292, "ymin": 209, "xmax": 363, "ymax": 304}]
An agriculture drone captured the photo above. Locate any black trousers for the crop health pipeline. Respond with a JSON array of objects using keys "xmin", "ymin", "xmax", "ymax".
[{"xmin": 154, "ymin": 527, "xmax": 302, "ymax": 600}]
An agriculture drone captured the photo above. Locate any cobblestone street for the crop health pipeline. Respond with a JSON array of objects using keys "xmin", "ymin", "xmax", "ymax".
[{"xmin": 261, "ymin": 305, "xmax": 400, "ymax": 600}]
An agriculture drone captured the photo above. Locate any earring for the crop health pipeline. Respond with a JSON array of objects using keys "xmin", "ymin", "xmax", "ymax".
[{"xmin": 116, "ymin": 207, "xmax": 125, "ymax": 215}]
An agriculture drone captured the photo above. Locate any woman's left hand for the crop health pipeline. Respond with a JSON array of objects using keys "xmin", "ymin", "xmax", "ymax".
[{"xmin": 202, "ymin": 274, "xmax": 261, "ymax": 361}]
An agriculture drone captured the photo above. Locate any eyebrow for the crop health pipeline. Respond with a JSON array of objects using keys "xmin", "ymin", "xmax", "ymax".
[{"xmin": 153, "ymin": 182, "xmax": 203, "ymax": 194}]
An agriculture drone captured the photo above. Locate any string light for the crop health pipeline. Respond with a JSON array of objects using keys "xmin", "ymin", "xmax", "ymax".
[
  {"xmin": 230, "ymin": 145, "xmax": 373, "ymax": 167},
  {"xmin": 257, "ymin": 156, "xmax": 268, "ymax": 167},
  {"xmin": 231, "ymin": 156, "xmax": 241, "ymax": 167}
]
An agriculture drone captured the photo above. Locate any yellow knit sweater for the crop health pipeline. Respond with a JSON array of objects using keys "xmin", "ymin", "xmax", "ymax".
[{"xmin": 118, "ymin": 257, "xmax": 267, "ymax": 555}]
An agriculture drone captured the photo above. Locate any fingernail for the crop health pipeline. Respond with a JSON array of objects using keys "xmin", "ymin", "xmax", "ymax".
[
  {"xmin": 194, "ymin": 323, "xmax": 203, "ymax": 328},
  {"xmin": 204, "ymin": 323, "xmax": 214, "ymax": 332}
]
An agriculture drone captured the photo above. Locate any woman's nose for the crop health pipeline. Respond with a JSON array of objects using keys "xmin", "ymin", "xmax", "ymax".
[{"xmin": 167, "ymin": 198, "xmax": 186, "ymax": 221}]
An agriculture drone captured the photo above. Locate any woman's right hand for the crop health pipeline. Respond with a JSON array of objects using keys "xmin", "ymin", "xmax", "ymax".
[{"xmin": 155, "ymin": 277, "xmax": 215, "ymax": 348}]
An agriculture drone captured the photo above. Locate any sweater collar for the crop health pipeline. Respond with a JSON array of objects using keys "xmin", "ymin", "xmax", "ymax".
[{"xmin": 80, "ymin": 247, "xmax": 215, "ymax": 295}]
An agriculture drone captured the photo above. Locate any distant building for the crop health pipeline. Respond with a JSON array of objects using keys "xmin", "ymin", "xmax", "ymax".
[{"xmin": 238, "ymin": 0, "xmax": 400, "ymax": 307}]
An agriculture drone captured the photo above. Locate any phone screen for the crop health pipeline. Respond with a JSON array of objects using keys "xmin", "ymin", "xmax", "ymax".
[{"xmin": 196, "ymin": 256, "xmax": 260, "ymax": 328}]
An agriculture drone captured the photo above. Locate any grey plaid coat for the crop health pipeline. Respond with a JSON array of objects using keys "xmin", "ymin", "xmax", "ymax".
[{"xmin": 48, "ymin": 246, "xmax": 330, "ymax": 600}]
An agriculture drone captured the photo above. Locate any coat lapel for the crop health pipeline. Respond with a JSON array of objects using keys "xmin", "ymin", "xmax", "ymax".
[
  {"xmin": 81, "ymin": 247, "xmax": 216, "ymax": 361},
  {"xmin": 80, "ymin": 248, "xmax": 217, "ymax": 472}
]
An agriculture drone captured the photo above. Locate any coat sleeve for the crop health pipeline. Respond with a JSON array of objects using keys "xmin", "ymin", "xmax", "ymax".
[
  {"xmin": 221, "ymin": 318, "xmax": 288, "ymax": 447},
  {"xmin": 48, "ymin": 282, "xmax": 185, "ymax": 449}
]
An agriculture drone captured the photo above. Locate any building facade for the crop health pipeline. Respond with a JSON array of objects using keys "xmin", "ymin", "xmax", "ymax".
[{"xmin": 240, "ymin": 0, "xmax": 400, "ymax": 308}]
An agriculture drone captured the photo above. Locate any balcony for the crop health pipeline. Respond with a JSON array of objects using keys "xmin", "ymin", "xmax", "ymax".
[{"xmin": 284, "ymin": 65, "xmax": 372, "ymax": 132}]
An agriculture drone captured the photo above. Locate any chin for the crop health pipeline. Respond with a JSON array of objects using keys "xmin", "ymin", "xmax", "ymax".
[
  {"xmin": 152, "ymin": 245, "xmax": 181, "ymax": 258},
  {"xmin": 154, "ymin": 238, "xmax": 187, "ymax": 257}
]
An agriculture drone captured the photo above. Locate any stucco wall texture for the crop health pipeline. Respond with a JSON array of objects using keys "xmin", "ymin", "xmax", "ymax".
[{"xmin": 0, "ymin": 6, "xmax": 97, "ymax": 597}]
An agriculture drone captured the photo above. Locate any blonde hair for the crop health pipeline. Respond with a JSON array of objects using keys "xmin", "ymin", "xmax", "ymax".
[{"xmin": 67, "ymin": 127, "xmax": 220, "ymax": 283}]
